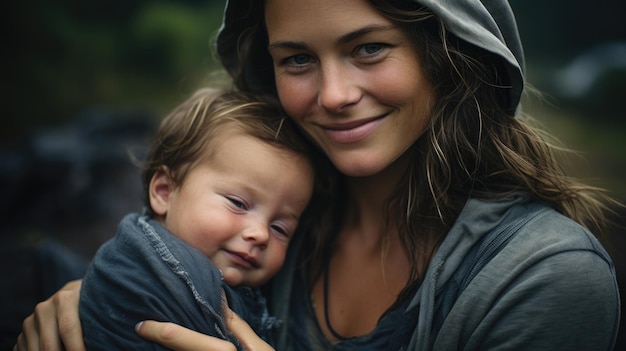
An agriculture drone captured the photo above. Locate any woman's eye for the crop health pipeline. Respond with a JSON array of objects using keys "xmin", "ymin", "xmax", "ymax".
[
  {"xmin": 284, "ymin": 54, "xmax": 314, "ymax": 66},
  {"xmin": 357, "ymin": 43, "xmax": 385, "ymax": 57}
]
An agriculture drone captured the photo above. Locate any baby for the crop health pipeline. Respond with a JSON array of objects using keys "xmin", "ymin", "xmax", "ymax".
[{"xmin": 79, "ymin": 89, "xmax": 315, "ymax": 350}]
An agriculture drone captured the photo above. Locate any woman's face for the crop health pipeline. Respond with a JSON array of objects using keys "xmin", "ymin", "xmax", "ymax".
[{"xmin": 265, "ymin": 0, "xmax": 435, "ymax": 177}]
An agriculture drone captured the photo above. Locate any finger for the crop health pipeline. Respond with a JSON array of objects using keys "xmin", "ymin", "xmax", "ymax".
[
  {"xmin": 224, "ymin": 309, "xmax": 274, "ymax": 351},
  {"xmin": 136, "ymin": 320, "xmax": 237, "ymax": 351},
  {"xmin": 33, "ymin": 301, "xmax": 62, "ymax": 351},
  {"xmin": 33, "ymin": 280, "xmax": 84, "ymax": 351},
  {"xmin": 14, "ymin": 327, "xmax": 30, "ymax": 351},
  {"xmin": 55, "ymin": 286, "xmax": 85, "ymax": 351},
  {"xmin": 19, "ymin": 314, "xmax": 41, "ymax": 351},
  {"xmin": 13, "ymin": 333, "xmax": 31, "ymax": 351}
]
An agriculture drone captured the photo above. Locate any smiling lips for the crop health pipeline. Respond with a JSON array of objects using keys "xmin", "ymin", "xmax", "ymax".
[
  {"xmin": 322, "ymin": 115, "xmax": 386, "ymax": 144},
  {"xmin": 226, "ymin": 250, "xmax": 260, "ymax": 269}
]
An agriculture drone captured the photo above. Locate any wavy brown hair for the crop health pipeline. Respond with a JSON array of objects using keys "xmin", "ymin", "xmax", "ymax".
[{"xmin": 370, "ymin": 0, "xmax": 618, "ymax": 301}]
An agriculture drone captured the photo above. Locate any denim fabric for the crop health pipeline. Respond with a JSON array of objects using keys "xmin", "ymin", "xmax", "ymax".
[{"xmin": 79, "ymin": 213, "xmax": 277, "ymax": 350}]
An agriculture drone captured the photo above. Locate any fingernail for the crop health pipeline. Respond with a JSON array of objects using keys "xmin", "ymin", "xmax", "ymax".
[{"xmin": 135, "ymin": 321, "xmax": 144, "ymax": 333}]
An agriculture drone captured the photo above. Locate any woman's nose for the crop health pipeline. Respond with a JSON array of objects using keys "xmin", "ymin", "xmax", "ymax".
[{"xmin": 318, "ymin": 62, "xmax": 361, "ymax": 113}]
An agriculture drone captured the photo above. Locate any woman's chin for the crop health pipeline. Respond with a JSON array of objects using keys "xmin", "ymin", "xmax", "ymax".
[
  {"xmin": 329, "ymin": 149, "xmax": 411, "ymax": 179},
  {"xmin": 332, "ymin": 157, "xmax": 389, "ymax": 178}
]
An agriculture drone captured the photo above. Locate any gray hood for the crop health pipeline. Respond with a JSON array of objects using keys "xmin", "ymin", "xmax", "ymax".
[{"xmin": 216, "ymin": 0, "xmax": 525, "ymax": 114}]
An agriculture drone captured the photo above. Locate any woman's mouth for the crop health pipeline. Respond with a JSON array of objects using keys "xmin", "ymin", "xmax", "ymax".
[{"xmin": 322, "ymin": 115, "xmax": 386, "ymax": 144}]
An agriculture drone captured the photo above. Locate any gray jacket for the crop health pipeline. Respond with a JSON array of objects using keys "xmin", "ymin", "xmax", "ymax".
[{"xmin": 269, "ymin": 194, "xmax": 619, "ymax": 350}]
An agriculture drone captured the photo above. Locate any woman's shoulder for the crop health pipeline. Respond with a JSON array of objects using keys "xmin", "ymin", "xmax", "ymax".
[
  {"xmin": 456, "ymin": 195, "xmax": 617, "ymax": 296},
  {"xmin": 435, "ymin": 199, "xmax": 620, "ymax": 350},
  {"xmin": 481, "ymin": 199, "xmax": 618, "ymax": 301},
  {"xmin": 463, "ymin": 194, "xmax": 612, "ymax": 260},
  {"xmin": 510, "ymin": 202, "xmax": 612, "ymax": 263}
]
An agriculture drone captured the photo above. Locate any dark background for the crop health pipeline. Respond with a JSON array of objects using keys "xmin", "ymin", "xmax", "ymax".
[{"xmin": 1, "ymin": 0, "xmax": 625, "ymax": 349}]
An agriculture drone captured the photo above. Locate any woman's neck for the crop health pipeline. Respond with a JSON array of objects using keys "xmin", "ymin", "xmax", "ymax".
[
  {"xmin": 342, "ymin": 151, "xmax": 411, "ymax": 244},
  {"xmin": 312, "ymin": 152, "xmax": 414, "ymax": 341}
]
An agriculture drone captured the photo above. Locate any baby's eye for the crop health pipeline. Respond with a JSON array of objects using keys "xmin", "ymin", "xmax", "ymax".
[
  {"xmin": 226, "ymin": 197, "xmax": 247, "ymax": 210},
  {"xmin": 271, "ymin": 224, "xmax": 290, "ymax": 238}
]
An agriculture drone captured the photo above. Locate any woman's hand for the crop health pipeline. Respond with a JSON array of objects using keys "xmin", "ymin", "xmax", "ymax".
[
  {"xmin": 223, "ymin": 307, "xmax": 274, "ymax": 351},
  {"xmin": 136, "ymin": 307, "xmax": 275, "ymax": 351},
  {"xmin": 13, "ymin": 279, "xmax": 85, "ymax": 351}
]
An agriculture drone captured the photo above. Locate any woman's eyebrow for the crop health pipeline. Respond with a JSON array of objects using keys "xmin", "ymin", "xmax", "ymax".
[
  {"xmin": 268, "ymin": 40, "xmax": 308, "ymax": 51},
  {"xmin": 268, "ymin": 24, "xmax": 396, "ymax": 50},
  {"xmin": 337, "ymin": 24, "xmax": 395, "ymax": 45}
]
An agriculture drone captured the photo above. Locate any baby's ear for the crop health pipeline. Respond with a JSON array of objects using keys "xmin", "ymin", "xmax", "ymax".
[{"xmin": 149, "ymin": 167, "xmax": 173, "ymax": 216}]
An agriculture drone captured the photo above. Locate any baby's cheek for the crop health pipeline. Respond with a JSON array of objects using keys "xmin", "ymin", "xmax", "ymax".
[
  {"xmin": 221, "ymin": 267, "xmax": 244, "ymax": 287},
  {"xmin": 266, "ymin": 249, "xmax": 287, "ymax": 276}
]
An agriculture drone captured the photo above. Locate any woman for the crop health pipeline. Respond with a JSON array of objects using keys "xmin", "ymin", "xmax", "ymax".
[{"xmin": 15, "ymin": 0, "xmax": 620, "ymax": 350}]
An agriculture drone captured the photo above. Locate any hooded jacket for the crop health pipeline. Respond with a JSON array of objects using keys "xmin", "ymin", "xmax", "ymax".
[{"xmin": 269, "ymin": 194, "xmax": 619, "ymax": 350}]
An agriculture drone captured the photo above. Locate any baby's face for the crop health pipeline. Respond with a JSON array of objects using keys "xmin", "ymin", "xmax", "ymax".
[{"xmin": 161, "ymin": 132, "xmax": 313, "ymax": 287}]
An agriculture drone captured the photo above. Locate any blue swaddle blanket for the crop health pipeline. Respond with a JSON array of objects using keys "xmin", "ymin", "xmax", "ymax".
[{"xmin": 80, "ymin": 213, "xmax": 278, "ymax": 350}]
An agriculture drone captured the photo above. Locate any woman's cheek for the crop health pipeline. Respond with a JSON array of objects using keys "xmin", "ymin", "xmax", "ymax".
[{"xmin": 276, "ymin": 76, "xmax": 315, "ymax": 121}]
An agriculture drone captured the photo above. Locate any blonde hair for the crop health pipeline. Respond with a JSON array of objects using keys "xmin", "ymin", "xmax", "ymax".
[{"xmin": 141, "ymin": 88, "xmax": 312, "ymax": 216}]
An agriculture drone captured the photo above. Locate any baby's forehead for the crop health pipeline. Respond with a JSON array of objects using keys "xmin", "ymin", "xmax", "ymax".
[
  {"xmin": 213, "ymin": 120, "xmax": 309, "ymax": 156},
  {"xmin": 201, "ymin": 131, "xmax": 314, "ymax": 199},
  {"xmin": 206, "ymin": 126, "xmax": 309, "ymax": 165}
]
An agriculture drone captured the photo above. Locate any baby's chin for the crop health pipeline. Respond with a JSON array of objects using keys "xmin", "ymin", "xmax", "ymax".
[{"xmin": 220, "ymin": 266, "xmax": 262, "ymax": 287}]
